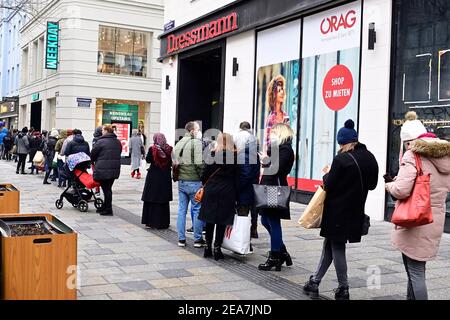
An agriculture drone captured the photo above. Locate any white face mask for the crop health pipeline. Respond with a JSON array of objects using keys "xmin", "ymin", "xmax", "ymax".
[{"xmin": 196, "ymin": 131, "xmax": 203, "ymax": 139}]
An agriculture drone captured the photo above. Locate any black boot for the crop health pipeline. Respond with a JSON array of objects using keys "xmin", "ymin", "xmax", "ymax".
[
  {"xmin": 213, "ymin": 246, "xmax": 224, "ymax": 261},
  {"xmin": 280, "ymin": 245, "xmax": 293, "ymax": 266},
  {"xmin": 303, "ymin": 275, "xmax": 320, "ymax": 299},
  {"xmin": 258, "ymin": 251, "xmax": 282, "ymax": 271},
  {"xmin": 251, "ymin": 223, "xmax": 258, "ymax": 239},
  {"xmin": 43, "ymin": 172, "xmax": 51, "ymax": 185},
  {"xmin": 334, "ymin": 286, "xmax": 350, "ymax": 300},
  {"xmin": 204, "ymin": 242, "xmax": 212, "ymax": 258}
]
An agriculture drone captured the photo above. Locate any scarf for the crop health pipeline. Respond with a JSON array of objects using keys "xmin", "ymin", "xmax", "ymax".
[{"xmin": 151, "ymin": 133, "xmax": 173, "ymax": 169}]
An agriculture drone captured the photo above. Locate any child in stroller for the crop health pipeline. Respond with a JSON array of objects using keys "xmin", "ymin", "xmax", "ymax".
[{"xmin": 55, "ymin": 152, "xmax": 104, "ymax": 213}]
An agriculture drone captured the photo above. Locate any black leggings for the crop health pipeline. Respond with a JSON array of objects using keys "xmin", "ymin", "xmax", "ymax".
[
  {"xmin": 133, "ymin": 169, "xmax": 140, "ymax": 174},
  {"xmin": 100, "ymin": 179, "xmax": 115, "ymax": 211},
  {"xmin": 16, "ymin": 154, "xmax": 27, "ymax": 173},
  {"xmin": 205, "ymin": 223, "xmax": 227, "ymax": 248}
]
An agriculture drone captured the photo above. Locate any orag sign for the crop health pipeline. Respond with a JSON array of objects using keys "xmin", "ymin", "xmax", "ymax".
[
  {"xmin": 322, "ymin": 64, "xmax": 354, "ymax": 111},
  {"xmin": 320, "ymin": 10, "xmax": 357, "ymax": 35}
]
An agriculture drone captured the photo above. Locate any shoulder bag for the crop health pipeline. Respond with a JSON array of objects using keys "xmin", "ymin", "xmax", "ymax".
[
  {"xmin": 194, "ymin": 167, "xmax": 221, "ymax": 203},
  {"xmin": 347, "ymin": 153, "xmax": 371, "ymax": 236},
  {"xmin": 253, "ymin": 178, "xmax": 291, "ymax": 210},
  {"xmin": 391, "ymin": 153, "xmax": 432, "ymax": 228}
]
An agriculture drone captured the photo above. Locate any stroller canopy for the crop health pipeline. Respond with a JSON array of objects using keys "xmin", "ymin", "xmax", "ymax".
[{"xmin": 67, "ymin": 152, "xmax": 91, "ymax": 171}]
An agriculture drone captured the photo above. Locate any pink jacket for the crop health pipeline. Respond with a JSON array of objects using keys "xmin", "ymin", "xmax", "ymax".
[{"xmin": 386, "ymin": 138, "xmax": 450, "ymax": 261}]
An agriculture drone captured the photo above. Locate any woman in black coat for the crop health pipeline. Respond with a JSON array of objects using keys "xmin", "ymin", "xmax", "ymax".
[
  {"xmin": 258, "ymin": 123, "xmax": 295, "ymax": 272},
  {"xmin": 199, "ymin": 133, "xmax": 239, "ymax": 261},
  {"xmin": 90, "ymin": 125, "xmax": 122, "ymax": 216},
  {"xmin": 303, "ymin": 119, "xmax": 379, "ymax": 300},
  {"xmin": 141, "ymin": 133, "xmax": 173, "ymax": 229}
]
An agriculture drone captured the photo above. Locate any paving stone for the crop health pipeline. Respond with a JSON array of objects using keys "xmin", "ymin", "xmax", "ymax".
[
  {"xmin": 115, "ymin": 258, "xmax": 147, "ymax": 267},
  {"xmin": 164, "ymin": 285, "xmax": 212, "ymax": 298},
  {"xmin": 233, "ymin": 288, "xmax": 281, "ymax": 300},
  {"xmin": 108, "ymin": 289, "xmax": 172, "ymax": 300},
  {"xmin": 96, "ymin": 238, "xmax": 123, "ymax": 244},
  {"xmin": 84, "ymin": 248, "xmax": 115, "ymax": 255},
  {"xmin": 117, "ymin": 281, "xmax": 154, "ymax": 292},
  {"xmin": 103, "ymin": 272, "xmax": 164, "ymax": 283},
  {"xmin": 78, "ymin": 276, "xmax": 109, "ymax": 287},
  {"xmin": 180, "ymin": 275, "xmax": 222, "ymax": 285},
  {"xmin": 158, "ymin": 269, "xmax": 194, "ymax": 278},
  {"xmin": 149, "ymin": 278, "xmax": 187, "ymax": 289},
  {"xmin": 80, "ymin": 284, "xmax": 122, "ymax": 296},
  {"xmin": 78, "ymin": 294, "xmax": 112, "ymax": 300},
  {"xmin": 204, "ymin": 281, "xmax": 260, "ymax": 293}
]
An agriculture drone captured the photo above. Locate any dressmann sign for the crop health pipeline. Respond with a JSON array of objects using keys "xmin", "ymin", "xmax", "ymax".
[{"xmin": 46, "ymin": 22, "xmax": 60, "ymax": 70}]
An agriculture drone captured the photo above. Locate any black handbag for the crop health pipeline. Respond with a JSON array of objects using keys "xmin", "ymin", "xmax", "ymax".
[
  {"xmin": 347, "ymin": 153, "xmax": 370, "ymax": 236},
  {"xmin": 253, "ymin": 178, "xmax": 291, "ymax": 210}
]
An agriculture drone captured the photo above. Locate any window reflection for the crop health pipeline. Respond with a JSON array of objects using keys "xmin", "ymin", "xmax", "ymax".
[{"xmin": 97, "ymin": 26, "xmax": 149, "ymax": 77}]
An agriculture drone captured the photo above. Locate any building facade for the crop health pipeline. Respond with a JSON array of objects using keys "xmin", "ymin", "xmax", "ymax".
[
  {"xmin": 159, "ymin": 0, "xmax": 450, "ymax": 228},
  {"xmin": 0, "ymin": 7, "xmax": 27, "ymax": 130},
  {"xmin": 19, "ymin": 0, "xmax": 163, "ymax": 153}
]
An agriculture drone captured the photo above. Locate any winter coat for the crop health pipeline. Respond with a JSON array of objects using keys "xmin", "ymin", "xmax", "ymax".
[
  {"xmin": 60, "ymin": 135, "xmax": 73, "ymax": 156},
  {"xmin": 173, "ymin": 134, "xmax": 204, "ymax": 181},
  {"xmin": 15, "ymin": 133, "xmax": 30, "ymax": 155},
  {"xmin": 42, "ymin": 137, "xmax": 58, "ymax": 164},
  {"xmin": 3, "ymin": 134, "xmax": 12, "ymax": 150},
  {"xmin": 141, "ymin": 146, "xmax": 173, "ymax": 203},
  {"xmin": 55, "ymin": 130, "xmax": 68, "ymax": 153},
  {"xmin": 237, "ymin": 145, "xmax": 260, "ymax": 206},
  {"xmin": 386, "ymin": 138, "xmax": 450, "ymax": 261},
  {"xmin": 92, "ymin": 126, "xmax": 103, "ymax": 146},
  {"xmin": 198, "ymin": 151, "xmax": 240, "ymax": 226},
  {"xmin": 90, "ymin": 133, "xmax": 122, "ymax": 181},
  {"xmin": 320, "ymin": 143, "xmax": 379, "ymax": 243},
  {"xmin": 130, "ymin": 135, "xmax": 143, "ymax": 171},
  {"xmin": 28, "ymin": 136, "xmax": 42, "ymax": 163},
  {"xmin": 0, "ymin": 128, "xmax": 7, "ymax": 145},
  {"xmin": 259, "ymin": 141, "xmax": 295, "ymax": 220},
  {"xmin": 64, "ymin": 134, "xmax": 90, "ymax": 157}
]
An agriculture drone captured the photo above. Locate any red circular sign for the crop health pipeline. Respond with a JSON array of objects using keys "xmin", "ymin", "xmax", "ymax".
[{"xmin": 322, "ymin": 64, "xmax": 354, "ymax": 111}]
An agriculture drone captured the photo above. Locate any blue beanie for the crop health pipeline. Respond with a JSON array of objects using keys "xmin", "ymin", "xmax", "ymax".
[{"xmin": 337, "ymin": 119, "xmax": 358, "ymax": 145}]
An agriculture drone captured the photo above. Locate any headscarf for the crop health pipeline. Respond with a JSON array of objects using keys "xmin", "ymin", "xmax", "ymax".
[{"xmin": 151, "ymin": 133, "xmax": 173, "ymax": 169}]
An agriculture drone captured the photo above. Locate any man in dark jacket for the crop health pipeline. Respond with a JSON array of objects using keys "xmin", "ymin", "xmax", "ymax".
[
  {"xmin": 90, "ymin": 125, "xmax": 122, "ymax": 216},
  {"xmin": 15, "ymin": 127, "xmax": 30, "ymax": 174},
  {"xmin": 64, "ymin": 129, "xmax": 90, "ymax": 157},
  {"xmin": 235, "ymin": 122, "xmax": 260, "ymax": 238}
]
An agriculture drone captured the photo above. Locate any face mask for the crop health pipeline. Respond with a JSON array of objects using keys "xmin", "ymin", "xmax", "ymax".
[{"xmin": 196, "ymin": 131, "xmax": 203, "ymax": 139}]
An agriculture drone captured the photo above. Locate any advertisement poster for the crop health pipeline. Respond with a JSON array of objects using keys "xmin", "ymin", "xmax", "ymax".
[
  {"xmin": 297, "ymin": 1, "xmax": 361, "ymax": 192},
  {"xmin": 255, "ymin": 20, "xmax": 301, "ymax": 185},
  {"xmin": 113, "ymin": 123, "xmax": 131, "ymax": 157}
]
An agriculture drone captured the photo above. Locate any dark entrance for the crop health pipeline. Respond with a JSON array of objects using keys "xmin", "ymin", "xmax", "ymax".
[
  {"xmin": 177, "ymin": 41, "xmax": 225, "ymax": 135},
  {"xmin": 30, "ymin": 101, "xmax": 42, "ymax": 132}
]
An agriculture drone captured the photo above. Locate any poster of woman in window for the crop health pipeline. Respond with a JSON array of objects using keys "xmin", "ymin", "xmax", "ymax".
[{"xmin": 255, "ymin": 60, "xmax": 299, "ymax": 153}]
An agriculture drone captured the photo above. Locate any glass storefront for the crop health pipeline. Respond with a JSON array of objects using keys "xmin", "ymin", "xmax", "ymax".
[
  {"xmin": 97, "ymin": 26, "xmax": 149, "ymax": 77},
  {"xmin": 253, "ymin": 1, "xmax": 362, "ymax": 192},
  {"xmin": 389, "ymin": 0, "xmax": 450, "ymax": 221}
]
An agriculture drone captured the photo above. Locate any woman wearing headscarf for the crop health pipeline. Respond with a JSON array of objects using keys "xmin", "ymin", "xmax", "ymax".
[
  {"xmin": 130, "ymin": 129, "xmax": 144, "ymax": 179},
  {"xmin": 42, "ymin": 129, "xmax": 59, "ymax": 185},
  {"xmin": 141, "ymin": 133, "xmax": 173, "ymax": 229}
]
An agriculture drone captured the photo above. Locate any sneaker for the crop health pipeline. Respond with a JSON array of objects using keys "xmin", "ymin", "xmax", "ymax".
[
  {"xmin": 194, "ymin": 239, "xmax": 206, "ymax": 248},
  {"xmin": 186, "ymin": 226, "xmax": 194, "ymax": 234},
  {"xmin": 178, "ymin": 239, "xmax": 186, "ymax": 247}
]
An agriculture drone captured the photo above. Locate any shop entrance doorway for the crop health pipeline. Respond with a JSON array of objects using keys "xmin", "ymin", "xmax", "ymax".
[
  {"xmin": 30, "ymin": 101, "xmax": 42, "ymax": 132},
  {"xmin": 177, "ymin": 42, "xmax": 225, "ymax": 134}
]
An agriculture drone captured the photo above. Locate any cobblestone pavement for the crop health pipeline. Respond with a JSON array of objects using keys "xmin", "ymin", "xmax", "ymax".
[{"xmin": 2, "ymin": 159, "xmax": 450, "ymax": 300}]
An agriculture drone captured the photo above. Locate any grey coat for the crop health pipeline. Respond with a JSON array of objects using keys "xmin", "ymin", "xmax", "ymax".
[
  {"xmin": 130, "ymin": 135, "xmax": 143, "ymax": 170},
  {"xmin": 15, "ymin": 133, "xmax": 30, "ymax": 155}
]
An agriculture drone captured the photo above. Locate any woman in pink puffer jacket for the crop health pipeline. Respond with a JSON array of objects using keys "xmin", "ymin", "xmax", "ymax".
[{"xmin": 386, "ymin": 112, "xmax": 450, "ymax": 300}]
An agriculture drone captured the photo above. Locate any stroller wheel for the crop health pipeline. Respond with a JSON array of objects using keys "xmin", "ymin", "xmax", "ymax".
[
  {"xmin": 55, "ymin": 199, "xmax": 64, "ymax": 209},
  {"xmin": 72, "ymin": 202, "xmax": 78, "ymax": 208},
  {"xmin": 78, "ymin": 200, "xmax": 89, "ymax": 213},
  {"xmin": 94, "ymin": 199, "xmax": 104, "ymax": 210}
]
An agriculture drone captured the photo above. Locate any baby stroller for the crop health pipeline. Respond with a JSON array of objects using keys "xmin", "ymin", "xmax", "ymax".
[{"xmin": 55, "ymin": 152, "xmax": 104, "ymax": 213}]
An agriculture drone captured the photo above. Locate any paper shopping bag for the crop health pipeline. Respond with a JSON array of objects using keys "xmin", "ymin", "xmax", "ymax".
[
  {"xmin": 222, "ymin": 214, "xmax": 252, "ymax": 255},
  {"xmin": 298, "ymin": 186, "xmax": 326, "ymax": 229}
]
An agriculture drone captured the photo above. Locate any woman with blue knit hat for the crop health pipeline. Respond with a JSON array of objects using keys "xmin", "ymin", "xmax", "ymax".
[{"xmin": 303, "ymin": 119, "xmax": 379, "ymax": 300}]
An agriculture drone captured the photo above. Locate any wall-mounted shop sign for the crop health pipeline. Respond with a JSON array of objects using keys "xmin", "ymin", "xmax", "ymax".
[
  {"xmin": 166, "ymin": 12, "xmax": 238, "ymax": 55},
  {"xmin": 164, "ymin": 20, "xmax": 175, "ymax": 32},
  {"xmin": 77, "ymin": 98, "xmax": 92, "ymax": 107},
  {"xmin": 46, "ymin": 22, "xmax": 60, "ymax": 70},
  {"xmin": 32, "ymin": 93, "xmax": 40, "ymax": 102}
]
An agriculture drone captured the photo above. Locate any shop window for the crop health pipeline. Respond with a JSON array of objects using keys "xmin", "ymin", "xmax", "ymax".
[
  {"xmin": 389, "ymin": 0, "xmax": 450, "ymax": 221},
  {"xmin": 97, "ymin": 26, "xmax": 149, "ymax": 77}
]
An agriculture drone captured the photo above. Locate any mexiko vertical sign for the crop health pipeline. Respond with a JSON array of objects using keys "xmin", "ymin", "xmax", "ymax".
[{"xmin": 46, "ymin": 22, "xmax": 60, "ymax": 70}]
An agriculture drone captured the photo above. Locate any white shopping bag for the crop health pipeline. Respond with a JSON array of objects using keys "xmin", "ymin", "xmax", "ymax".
[{"xmin": 222, "ymin": 214, "xmax": 252, "ymax": 255}]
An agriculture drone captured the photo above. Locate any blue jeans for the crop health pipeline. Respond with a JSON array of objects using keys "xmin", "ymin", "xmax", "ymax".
[
  {"xmin": 261, "ymin": 215, "xmax": 284, "ymax": 252},
  {"xmin": 177, "ymin": 181, "xmax": 203, "ymax": 241}
]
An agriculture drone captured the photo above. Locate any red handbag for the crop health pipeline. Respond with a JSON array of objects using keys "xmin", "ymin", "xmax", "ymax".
[{"xmin": 391, "ymin": 153, "xmax": 433, "ymax": 228}]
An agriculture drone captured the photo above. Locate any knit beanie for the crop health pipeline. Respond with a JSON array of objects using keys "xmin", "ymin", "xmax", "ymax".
[
  {"xmin": 337, "ymin": 119, "xmax": 358, "ymax": 145},
  {"xmin": 400, "ymin": 111, "xmax": 427, "ymax": 142},
  {"xmin": 50, "ymin": 129, "xmax": 59, "ymax": 138}
]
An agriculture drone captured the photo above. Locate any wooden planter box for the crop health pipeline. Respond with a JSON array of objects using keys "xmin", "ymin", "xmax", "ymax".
[
  {"xmin": 0, "ymin": 214, "xmax": 77, "ymax": 300},
  {"xmin": 0, "ymin": 184, "xmax": 19, "ymax": 215}
]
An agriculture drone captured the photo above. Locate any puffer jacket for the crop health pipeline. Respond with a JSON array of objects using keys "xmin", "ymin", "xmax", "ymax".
[
  {"xmin": 386, "ymin": 138, "xmax": 450, "ymax": 261},
  {"xmin": 90, "ymin": 133, "xmax": 122, "ymax": 181},
  {"xmin": 0, "ymin": 128, "xmax": 8, "ymax": 144},
  {"xmin": 64, "ymin": 134, "xmax": 90, "ymax": 157}
]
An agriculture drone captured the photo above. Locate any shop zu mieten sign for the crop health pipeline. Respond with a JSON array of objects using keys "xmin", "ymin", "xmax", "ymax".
[{"xmin": 46, "ymin": 22, "xmax": 60, "ymax": 70}]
